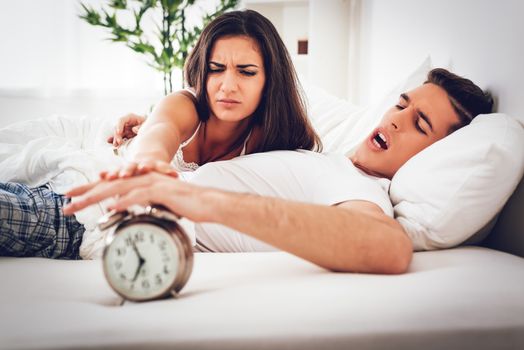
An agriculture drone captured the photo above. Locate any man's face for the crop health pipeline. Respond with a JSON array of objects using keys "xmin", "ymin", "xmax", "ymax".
[{"xmin": 351, "ymin": 83, "xmax": 460, "ymax": 179}]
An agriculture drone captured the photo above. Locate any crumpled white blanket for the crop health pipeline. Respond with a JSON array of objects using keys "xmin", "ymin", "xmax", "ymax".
[{"xmin": 0, "ymin": 115, "xmax": 124, "ymax": 259}]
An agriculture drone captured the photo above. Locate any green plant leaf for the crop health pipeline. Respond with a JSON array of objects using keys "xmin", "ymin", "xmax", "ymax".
[
  {"xmin": 79, "ymin": 3, "xmax": 102, "ymax": 25},
  {"xmin": 79, "ymin": 0, "xmax": 239, "ymax": 94},
  {"xmin": 109, "ymin": 0, "xmax": 127, "ymax": 10}
]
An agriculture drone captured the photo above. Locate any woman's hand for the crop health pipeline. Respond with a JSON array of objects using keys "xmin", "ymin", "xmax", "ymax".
[
  {"xmin": 107, "ymin": 113, "xmax": 146, "ymax": 147},
  {"xmin": 100, "ymin": 159, "xmax": 179, "ymax": 180}
]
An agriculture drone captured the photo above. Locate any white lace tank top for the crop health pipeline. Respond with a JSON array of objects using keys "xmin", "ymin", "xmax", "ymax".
[
  {"xmin": 171, "ymin": 88, "xmax": 253, "ymax": 172},
  {"xmin": 172, "ymin": 122, "xmax": 251, "ymax": 172}
]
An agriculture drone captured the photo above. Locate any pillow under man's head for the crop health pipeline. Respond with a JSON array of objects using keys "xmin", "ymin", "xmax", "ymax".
[{"xmin": 350, "ymin": 68, "xmax": 494, "ymax": 179}]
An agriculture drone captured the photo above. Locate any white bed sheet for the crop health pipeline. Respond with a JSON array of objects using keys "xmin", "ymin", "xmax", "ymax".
[{"xmin": 1, "ymin": 247, "xmax": 523, "ymax": 350}]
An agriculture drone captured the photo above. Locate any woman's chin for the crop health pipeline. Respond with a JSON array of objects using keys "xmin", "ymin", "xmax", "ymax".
[{"xmin": 213, "ymin": 113, "xmax": 250, "ymax": 123}]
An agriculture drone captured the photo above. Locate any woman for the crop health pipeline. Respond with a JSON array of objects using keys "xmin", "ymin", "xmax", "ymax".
[
  {"xmin": 0, "ymin": 9, "xmax": 321, "ymax": 260},
  {"xmin": 106, "ymin": 9, "xmax": 321, "ymax": 179}
]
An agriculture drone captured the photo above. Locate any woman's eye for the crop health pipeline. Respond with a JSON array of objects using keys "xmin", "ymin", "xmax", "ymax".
[
  {"xmin": 208, "ymin": 68, "xmax": 224, "ymax": 73},
  {"xmin": 240, "ymin": 70, "xmax": 257, "ymax": 76},
  {"xmin": 395, "ymin": 104, "xmax": 405, "ymax": 110}
]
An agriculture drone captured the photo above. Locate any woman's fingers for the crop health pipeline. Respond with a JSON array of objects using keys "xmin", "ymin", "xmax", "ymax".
[
  {"xmin": 119, "ymin": 162, "xmax": 139, "ymax": 178},
  {"xmin": 98, "ymin": 159, "xmax": 177, "ymax": 186},
  {"xmin": 110, "ymin": 113, "xmax": 147, "ymax": 146},
  {"xmin": 111, "ymin": 113, "xmax": 145, "ymax": 147},
  {"xmin": 135, "ymin": 160, "xmax": 179, "ymax": 178},
  {"xmin": 113, "ymin": 120, "xmax": 124, "ymax": 147},
  {"xmin": 156, "ymin": 161, "xmax": 179, "ymax": 178}
]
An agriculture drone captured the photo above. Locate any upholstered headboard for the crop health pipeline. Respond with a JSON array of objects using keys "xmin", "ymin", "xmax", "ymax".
[{"xmin": 353, "ymin": 0, "xmax": 524, "ymax": 256}]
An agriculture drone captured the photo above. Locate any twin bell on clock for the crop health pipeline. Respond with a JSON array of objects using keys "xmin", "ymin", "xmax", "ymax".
[{"xmin": 97, "ymin": 205, "xmax": 193, "ymax": 302}]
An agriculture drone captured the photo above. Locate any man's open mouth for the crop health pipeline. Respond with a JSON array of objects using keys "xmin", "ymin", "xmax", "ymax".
[{"xmin": 372, "ymin": 131, "xmax": 388, "ymax": 150}]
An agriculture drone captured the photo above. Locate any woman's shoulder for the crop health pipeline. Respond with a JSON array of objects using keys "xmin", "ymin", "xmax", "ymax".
[
  {"xmin": 149, "ymin": 90, "xmax": 200, "ymax": 142},
  {"xmin": 178, "ymin": 87, "xmax": 197, "ymax": 103}
]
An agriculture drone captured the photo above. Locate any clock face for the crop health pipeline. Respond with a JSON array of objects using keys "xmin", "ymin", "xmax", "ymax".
[{"xmin": 104, "ymin": 223, "xmax": 180, "ymax": 300}]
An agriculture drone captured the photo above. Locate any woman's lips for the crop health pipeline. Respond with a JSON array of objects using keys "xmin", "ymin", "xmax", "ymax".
[{"xmin": 217, "ymin": 99, "xmax": 240, "ymax": 108}]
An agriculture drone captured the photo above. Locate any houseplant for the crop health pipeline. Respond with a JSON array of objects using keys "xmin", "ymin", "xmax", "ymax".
[{"xmin": 79, "ymin": 0, "xmax": 238, "ymax": 95}]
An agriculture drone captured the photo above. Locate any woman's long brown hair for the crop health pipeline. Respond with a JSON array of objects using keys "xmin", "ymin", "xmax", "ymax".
[{"xmin": 184, "ymin": 9, "xmax": 322, "ymax": 153}]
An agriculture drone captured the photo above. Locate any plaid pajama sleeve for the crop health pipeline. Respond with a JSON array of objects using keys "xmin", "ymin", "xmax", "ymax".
[{"xmin": 0, "ymin": 182, "xmax": 85, "ymax": 259}]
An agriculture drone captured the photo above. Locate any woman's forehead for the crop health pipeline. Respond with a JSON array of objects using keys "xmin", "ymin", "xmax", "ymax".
[{"xmin": 209, "ymin": 35, "xmax": 263, "ymax": 62}]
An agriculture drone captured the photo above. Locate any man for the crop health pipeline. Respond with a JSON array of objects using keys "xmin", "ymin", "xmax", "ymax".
[{"xmin": 63, "ymin": 68, "xmax": 493, "ymax": 274}]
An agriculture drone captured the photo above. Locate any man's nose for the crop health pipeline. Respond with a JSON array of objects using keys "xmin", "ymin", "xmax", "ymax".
[
  {"xmin": 389, "ymin": 108, "xmax": 409, "ymax": 131},
  {"xmin": 219, "ymin": 70, "xmax": 238, "ymax": 93}
]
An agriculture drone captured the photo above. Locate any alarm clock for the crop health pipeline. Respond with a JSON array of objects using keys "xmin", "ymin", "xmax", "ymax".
[{"xmin": 98, "ymin": 205, "xmax": 193, "ymax": 302}]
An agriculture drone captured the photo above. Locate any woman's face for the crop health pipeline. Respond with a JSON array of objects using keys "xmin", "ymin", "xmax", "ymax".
[{"xmin": 206, "ymin": 35, "xmax": 266, "ymax": 123}]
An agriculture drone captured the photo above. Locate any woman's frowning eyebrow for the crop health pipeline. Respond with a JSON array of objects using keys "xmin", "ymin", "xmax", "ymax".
[{"xmin": 209, "ymin": 61, "xmax": 259, "ymax": 69}]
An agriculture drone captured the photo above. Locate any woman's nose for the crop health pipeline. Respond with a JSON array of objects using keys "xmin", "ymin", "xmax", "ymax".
[{"xmin": 219, "ymin": 71, "xmax": 238, "ymax": 93}]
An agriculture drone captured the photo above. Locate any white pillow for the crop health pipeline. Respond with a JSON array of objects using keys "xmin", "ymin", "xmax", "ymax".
[{"xmin": 390, "ymin": 113, "xmax": 524, "ymax": 251}]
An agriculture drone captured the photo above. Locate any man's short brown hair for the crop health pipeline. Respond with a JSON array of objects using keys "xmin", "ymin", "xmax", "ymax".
[{"xmin": 425, "ymin": 68, "xmax": 493, "ymax": 133}]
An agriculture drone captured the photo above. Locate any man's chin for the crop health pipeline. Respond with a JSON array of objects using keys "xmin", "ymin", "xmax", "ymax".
[{"xmin": 351, "ymin": 159, "xmax": 390, "ymax": 179}]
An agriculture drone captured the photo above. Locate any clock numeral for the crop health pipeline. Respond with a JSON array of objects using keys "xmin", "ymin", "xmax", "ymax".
[
  {"xmin": 149, "ymin": 234, "xmax": 155, "ymax": 244},
  {"xmin": 142, "ymin": 280, "xmax": 150, "ymax": 289},
  {"xmin": 115, "ymin": 261, "xmax": 123, "ymax": 270},
  {"xmin": 159, "ymin": 241, "xmax": 167, "ymax": 251},
  {"xmin": 163, "ymin": 265, "xmax": 170, "ymax": 275},
  {"xmin": 116, "ymin": 247, "xmax": 126, "ymax": 256},
  {"xmin": 155, "ymin": 274, "xmax": 163, "ymax": 285},
  {"xmin": 134, "ymin": 231, "xmax": 144, "ymax": 243},
  {"xmin": 125, "ymin": 237, "xmax": 133, "ymax": 247},
  {"xmin": 119, "ymin": 273, "xmax": 126, "ymax": 280}
]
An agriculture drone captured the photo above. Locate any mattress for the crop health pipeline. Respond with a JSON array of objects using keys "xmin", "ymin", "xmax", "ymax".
[{"xmin": 1, "ymin": 247, "xmax": 523, "ymax": 350}]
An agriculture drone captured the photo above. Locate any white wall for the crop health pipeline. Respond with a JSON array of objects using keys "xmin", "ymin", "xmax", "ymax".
[
  {"xmin": 0, "ymin": 0, "xmax": 222, "ymax": 125},
  {"xmin": 355, "ymin": 0, "xmax": 524, "ymax": 117},
  {"xmin": 0, "ymin": 0, "xmax": 165, "ymax": 92},
  {"xmin": 245, "ymin": 0, "xmax": 352, "ymax": 99},
  {"xmin": 308, "ymin": 0, "xmax": 350, "ymax": 99},
  {"xmin": 245, "ymin": 0, "xmax": 310, "ymax": 81}
]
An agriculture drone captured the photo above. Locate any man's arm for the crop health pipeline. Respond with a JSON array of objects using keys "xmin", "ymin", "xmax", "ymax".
[
  {"xmin": 64, "ymin": 173, "xmax": 413, "ymax": 274},
  {"xmin": 205, "ymin": 191, "xmax": 413, "ymax": 274}
]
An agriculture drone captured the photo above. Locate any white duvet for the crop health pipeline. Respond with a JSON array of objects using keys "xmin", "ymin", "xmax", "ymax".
[{"xmin": 0, "ymin": 115, "xmax": 124, "ymax": 259}]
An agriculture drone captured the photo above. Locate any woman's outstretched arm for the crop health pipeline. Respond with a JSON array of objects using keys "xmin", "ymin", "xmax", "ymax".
[{"xmin": 106, "ymin": 91, "xmax": 200, "ymax": 178}]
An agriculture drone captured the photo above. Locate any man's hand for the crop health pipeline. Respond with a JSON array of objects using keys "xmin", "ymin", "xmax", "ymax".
[
  {"xmin": 63, "ymin": 172, "xmax": 215, "ymax": 223},
  {"xmin": 107, "ymin": 113, "xmax": 146, "ymax": 147}
]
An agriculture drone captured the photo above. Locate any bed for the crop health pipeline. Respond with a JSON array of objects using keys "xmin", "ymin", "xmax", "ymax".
[{"xmin": 1, "ymin": 0, "xmax": 524, "ymax": 349}]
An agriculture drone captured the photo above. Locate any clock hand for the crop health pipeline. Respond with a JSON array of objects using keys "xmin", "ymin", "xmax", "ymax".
[
  {"xmin": 132, "ymin": 241, "xmax": 145, "ymax": 260},
  {"xmin": 131, "ymin": 241, "xmax": 146, "ymax": 282},
  {"xmin": 132, "ymin": 260, "xmax": 144, "ymax": 282}
]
